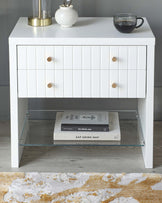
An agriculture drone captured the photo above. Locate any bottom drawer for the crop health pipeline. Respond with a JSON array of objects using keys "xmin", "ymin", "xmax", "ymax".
[{"xmin": 18, "ymin": 69, "xmax": 146, "ymax": 98}]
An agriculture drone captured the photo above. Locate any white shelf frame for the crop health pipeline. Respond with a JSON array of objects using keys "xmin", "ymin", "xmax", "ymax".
[{"xmin": 9, "ymin": 17, "xmax": 155, "ymax": 168}]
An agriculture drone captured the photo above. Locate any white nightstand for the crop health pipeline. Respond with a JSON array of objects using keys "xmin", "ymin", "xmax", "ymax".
[{"xmin": 9, "ymin": 17, "xmax": 155, "ymax": 168}]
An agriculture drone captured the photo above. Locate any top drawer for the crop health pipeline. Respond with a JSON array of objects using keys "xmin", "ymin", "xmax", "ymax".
[{"xmin": 17, "ymin": 46, "xmax": 146, "ymax": 70}]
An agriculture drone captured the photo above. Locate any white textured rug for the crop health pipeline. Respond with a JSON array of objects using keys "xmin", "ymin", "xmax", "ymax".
[{"xmin": 1, "ymin": 172, "xmax": 162, "ymax": 202}]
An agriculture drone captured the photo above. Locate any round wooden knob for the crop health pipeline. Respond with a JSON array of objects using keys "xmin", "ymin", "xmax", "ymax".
[
  {"xmin": 112, "ymin": 57, "xmax": 117, "ymax": 62},
  {"xmin": 47, "ymin": 83, "xmax": 53, "ymax": 88},
  {"xmin": 47, "ymin": 57, "xmax": 52, "ymax": 62},
  {"xmin": 112, "ymin": 83, "xmax": 117, "ymax": 88}
]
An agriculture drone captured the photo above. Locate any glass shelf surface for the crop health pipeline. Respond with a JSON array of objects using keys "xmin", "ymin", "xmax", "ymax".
[{"xmin": 19, "ymin": 110, "xmax": 145, "ymax": 147}]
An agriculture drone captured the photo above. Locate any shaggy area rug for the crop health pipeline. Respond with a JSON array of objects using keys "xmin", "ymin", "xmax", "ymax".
[{"xmin": 0, "ymin": 172, "xmax": 162, "ymax": 203}]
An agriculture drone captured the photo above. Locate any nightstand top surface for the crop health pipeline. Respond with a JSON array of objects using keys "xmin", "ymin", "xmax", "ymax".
[{"xmin": 9, "ymin": 17, "xmax": 155, "ymax": 45}]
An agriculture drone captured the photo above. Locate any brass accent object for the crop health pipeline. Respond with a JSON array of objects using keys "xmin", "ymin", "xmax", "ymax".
[
  {"xmin": 112, "ymin": 57, "xmax": 117, "ymax": 62},
  {"xmin": 112, "ymin": 83, "xmax": 117, "ymax": 88},
  {"xmin": 28, "ymin": 0, "xmax": 52, "ymax": 27},
  {"xmin": 28, "ymin": 17, "xmax": 52, "ymax": 27},
  {"xmin": 47, "ymin": 57, "xmax": 52, "ymax": 62},
  {"xmin": 47, "ymin": 83, "xmax": 53, "ymax": 88}
]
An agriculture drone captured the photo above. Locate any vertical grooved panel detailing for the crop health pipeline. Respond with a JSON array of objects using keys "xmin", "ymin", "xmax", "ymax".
[
  {"xmin": 26, "ymin": 47, "xmax": 36, "ymax": 69},
  {"xmin": 17, "ymin": 45, "xmax": 146, "ymax": 98},
  {"xmin": 119, "ymin": 70, "xmax": 128, "ymax": 97},
  {"xmin": 73, "ymin": 70, "xmax": 82, "ymax": 97},
  {"xmin": 91, "ymin": 70, "xmax": 100, "ymax": 97},
  {"xmin": 100, "ymin": 70, "xmax": 109, "ymax": 97},
  {"xmin": 37, "ymin": 69, "xmax": 45, "ymax": 97},
  {"xmin": 46, "ymin": 70, "xmax": 55, "ymax": 97},
  {"xmin": 45, "ymin": 46, "xmax": 55, "ymax": 69},
  {"xmin": 18, "ymin": 70, "xmax": 27, "ymax": 97},
  {"xmin": 137, "ymin": 46, "xmax": 146, "ymax": 69},
  {"xmin": 82, "ymin": 47, "xmax": 91, "ymax": 69},
  {"xmin": 36, "ymin": 47, "xmax": 45, "ymax": 69},
  {"xmin": 101, "ymin": 46, "xmax": 110, "ymax": 69},
  {"xmin": 27, "ymin": 70, "xmax": 36, "ymax": 97},
  {"xmin": 55, "ymin": 46, "xmax": 64, "ymax": 69},
  {"xmin": 91, "ymin": 46, "xmax": 101, "ymax": 69},
  {"xmin": 73, "ymin": 47, "xmax": 82, "ymax": 69},
  {"xmin": 110, "ymin": 70, "xmax": 119, "ymax": 97},
  {"xmin": 137, "ymin": 70, "xmax": 146, "ymax": 97},
  {"xmin": 64, "ymin": 70, "xmax": 73, "ymax": 97},
  {"xmin": 128, "ymin": 47, "xmax": 137, "ymax": 69},
  {"xmin": 55, "ymin": 70, "xmax": 64, "ymax": 97},
  {"xmin": 64, "ymin": 46, "xmax": 73, "ymax": 69},
  {"xmin": 119, "ymin": 46, "xmax": 128, "ymax": 69},
  {"xmin": 82, "ymin": 70, "xmax": 91, "ymax": 97},
  {"xmin": 18, "ymin": 46, "xmax": 26, "ymax": 69},
  {"xmin": 128, "ymin": 70, "xmax": 137, "ymax": 97},
  {"xmin": 110, "ymin": 47, "xmax": 119, "ymax": 69}
]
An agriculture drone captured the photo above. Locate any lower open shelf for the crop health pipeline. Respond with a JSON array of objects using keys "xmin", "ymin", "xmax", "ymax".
[{"xmin": 19, "ymin": 110, "xmax": 145, "ymax": 147}]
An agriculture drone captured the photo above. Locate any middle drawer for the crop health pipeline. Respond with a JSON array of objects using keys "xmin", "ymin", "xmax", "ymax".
[{"xmin": 18, "ymin": 45, "xmax": 146, "ymax": 70}]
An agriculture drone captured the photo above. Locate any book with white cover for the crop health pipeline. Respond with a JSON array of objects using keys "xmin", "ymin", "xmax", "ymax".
[
  {"xmin": 61, "ymin": 111, "xmax": 109, "ymax": 125},
  {"xmin": 61, "ymin": 111, "xmax": 109, "ymax": 132},
  {"xmin": 53, "ymin": 112, "xmax": 121, "ymax": 141}
]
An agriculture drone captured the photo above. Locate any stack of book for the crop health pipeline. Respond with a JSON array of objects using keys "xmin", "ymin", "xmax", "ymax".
[{"xmin": 53, "ymin": 111, "xmax": 121, "ymax": 142}]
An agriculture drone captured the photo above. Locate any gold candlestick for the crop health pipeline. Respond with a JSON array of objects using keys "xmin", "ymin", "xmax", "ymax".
[{"xmin": 38, "ymin": 0, "xmax": 41, "ymax": 18}]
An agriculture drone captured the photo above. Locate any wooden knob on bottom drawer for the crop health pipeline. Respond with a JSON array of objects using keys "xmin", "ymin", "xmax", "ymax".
[
  {"xmin": 47, "ymin": 57, "xmax": 52, "ymax": 62},
  {"xmin": 112, "ymin": 83, "xmax": 117, "ymax": 88},
  {"xmin": 112, "ymin": 57, "xmax": 117, "ymax": 62},
  {"xmin": 47, "ymin": 83, "xmax": 53, "ymax": 88}
]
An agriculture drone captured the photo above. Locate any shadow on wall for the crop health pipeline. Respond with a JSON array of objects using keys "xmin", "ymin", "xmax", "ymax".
[
  {"xmin": 0, "ymin": 86, "xmax": 9, "ymax": 120},
  {"xmin": 154, "ymin": 87, "xmax": 162, "ymax": 121}
]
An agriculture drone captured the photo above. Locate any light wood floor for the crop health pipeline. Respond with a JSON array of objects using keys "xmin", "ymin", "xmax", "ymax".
[{"xmin": 0, "ymin": 121, "xmax": 162, "ymax": 173}]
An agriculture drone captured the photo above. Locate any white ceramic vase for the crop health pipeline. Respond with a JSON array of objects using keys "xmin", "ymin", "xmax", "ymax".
[{"xmin": 55, "ymin": 5, "xmax": 78, "ymax": 28}]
